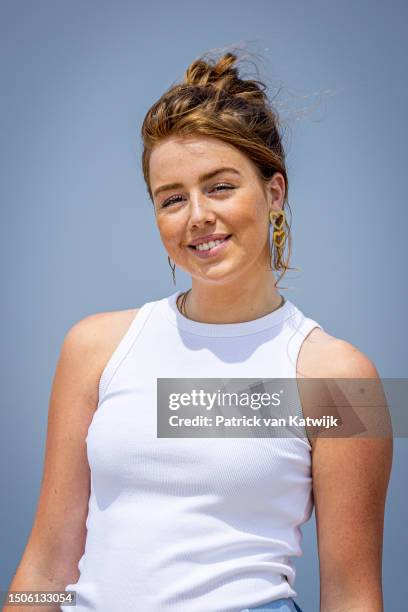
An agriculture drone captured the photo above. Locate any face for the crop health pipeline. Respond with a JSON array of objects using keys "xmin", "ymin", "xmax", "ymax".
[{"xmin": 149, "ymin": 135, "xmax": 285, "ymax": 286}]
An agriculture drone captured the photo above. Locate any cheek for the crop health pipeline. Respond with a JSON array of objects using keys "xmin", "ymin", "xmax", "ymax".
[
  {"xmin": 235, "ymin": 206, "xmax": 270, "ymax": 253},
  {"xmin": 234, "ymin": 196, "xmax": 268, "ymax": 235},
  {"xmin": 157, "ymin": 218, "xmax": 184, "ymax": 251},
  {"xmin": 234, "ymin": 190, "xmax": 266, "ymax": 221}
]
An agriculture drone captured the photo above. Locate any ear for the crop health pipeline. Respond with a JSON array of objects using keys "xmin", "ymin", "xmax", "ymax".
[{"xmin": 265, "ymin": 172, "xmax": 286, "ymax": 210}]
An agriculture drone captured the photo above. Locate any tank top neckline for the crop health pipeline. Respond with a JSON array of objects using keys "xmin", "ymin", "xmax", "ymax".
[{"xmin": 164, "ymin": 289, "xmax": 297, "ymax": 337}]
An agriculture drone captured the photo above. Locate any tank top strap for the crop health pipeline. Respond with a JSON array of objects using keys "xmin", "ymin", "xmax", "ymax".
[
  {"xmin": 276, "ymin": 309, "xmax": 324, "ymax": 446},
  {"xmin": 285, "ymin": 310, "xmax": 324, "ymax": 377},
  {"xmin": 98, "ymin": 300, "xmax": 158, "ymax": 402}
]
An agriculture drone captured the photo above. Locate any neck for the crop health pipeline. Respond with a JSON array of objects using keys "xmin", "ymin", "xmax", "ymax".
[{"xmin": 178, "ymin": 276, "xmax": 284, "ymax": 325}]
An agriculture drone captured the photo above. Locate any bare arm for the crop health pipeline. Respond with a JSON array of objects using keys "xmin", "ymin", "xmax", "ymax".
[
  {"xmin": 3, "ymin": 312, "xmax": 124, "ymax": 611},
  {"xmin": 310, "ymin": 341, "xmax": 393, "ymax": 612}
]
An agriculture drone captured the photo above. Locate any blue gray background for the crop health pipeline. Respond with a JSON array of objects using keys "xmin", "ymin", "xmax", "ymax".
[{"xmin": 1, "ymin": 0, "xmax": 407, "ymax": 609}]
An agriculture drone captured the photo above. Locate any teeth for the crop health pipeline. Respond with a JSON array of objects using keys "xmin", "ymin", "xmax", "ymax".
[{"xmin": 195, "ymin": 238, "xmax": 227, "ymax": 251}]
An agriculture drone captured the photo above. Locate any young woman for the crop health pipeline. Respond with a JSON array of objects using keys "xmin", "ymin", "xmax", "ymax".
[{"xmin": 6, "ymin": 50, "xmax": 392, "ymax": 612}]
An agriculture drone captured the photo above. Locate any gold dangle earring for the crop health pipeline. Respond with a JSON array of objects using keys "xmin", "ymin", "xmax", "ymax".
[
  {"xmin": 167, "ymin": 256, "xmax": 176, "ymax": 285},
  {"xmin": 269, "ymin": 209, "xmax": 287, "ymax": 269}
]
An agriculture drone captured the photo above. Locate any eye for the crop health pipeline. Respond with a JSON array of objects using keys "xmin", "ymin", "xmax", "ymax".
[
  {"xmin": 161, "ymin": 183, "xmax": 235, "ymax": 208},
  {"xmin": 212, "ymin": 182, "xmax": 234, "ymax": 192},
  {"xmin": 161, "ymin": 194, "xmax": 183, "ymax": 208}
]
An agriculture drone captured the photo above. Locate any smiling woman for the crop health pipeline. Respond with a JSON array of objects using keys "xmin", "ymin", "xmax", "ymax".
[
  {"xmin": 7, "ymin": 47, "xmax": 392, "ymax": 612},
  {"xmin": 142, "ymin": 52, "xmax": 294, "ymax": 303}
]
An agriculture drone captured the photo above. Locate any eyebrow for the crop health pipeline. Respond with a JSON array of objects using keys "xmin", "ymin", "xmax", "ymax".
[{"xmin": 153, "ymin": 167, "xmax": 242, "ymax": 199}]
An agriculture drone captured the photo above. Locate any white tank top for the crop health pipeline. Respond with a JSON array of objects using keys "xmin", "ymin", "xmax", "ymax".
[{"xmin": 62, "ymin": 290, "xmax": 323, "ymax": 612}]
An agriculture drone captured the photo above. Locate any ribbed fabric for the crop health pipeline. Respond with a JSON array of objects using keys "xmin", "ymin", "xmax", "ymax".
[{"xmin": 61, "ymin": 290, "xmax": 323, "ymax": 612}]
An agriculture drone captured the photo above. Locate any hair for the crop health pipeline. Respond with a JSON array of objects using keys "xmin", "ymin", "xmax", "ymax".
[{"xmin": 141, "ymin": 47, "xmax": 298, "ymax": 288}]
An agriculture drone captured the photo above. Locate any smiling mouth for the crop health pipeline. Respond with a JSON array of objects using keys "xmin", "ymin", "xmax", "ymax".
[{"xmin": 188, "ymin": 235, "xmax": 232, "ymax": 251}]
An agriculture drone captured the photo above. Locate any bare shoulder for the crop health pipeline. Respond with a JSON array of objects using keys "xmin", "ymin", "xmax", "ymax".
[
  {"xmin": 67, "ymin": 308, "xmax": 140, "ymax": 362},
  {"xmin": 297, "ymin": 327, "xmax": 380, "ymax": 450},
  {"xmin": 297, "ymin": 327, "xmax": 379, "ymax": 378},
  {"xmin": 58, "ymin": 310, "xmax": 134, "ymax": 404},
  {"xmin": 59, "ymin": 306, "xmax": 142, "ymax": 419},
  {"xmin": 68, "ymin": 307, "xmax": 139, "ymax": 345}
]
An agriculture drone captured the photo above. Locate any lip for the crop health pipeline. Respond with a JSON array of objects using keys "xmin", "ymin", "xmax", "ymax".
[
  {"xmin": 187, "ymin": 235, "xmax": 232, "ymax": 259},
  {"xmin": 188, "ymin": 233, "xmax": 231, "ymax": 247}
]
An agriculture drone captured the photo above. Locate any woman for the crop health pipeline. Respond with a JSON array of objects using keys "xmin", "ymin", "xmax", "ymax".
[{"xmin": 6, "ymin": 50, "xmax": 392, "ymax": 612}]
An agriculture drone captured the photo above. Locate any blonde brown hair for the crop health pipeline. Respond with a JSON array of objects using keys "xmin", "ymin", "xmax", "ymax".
[{"xmin": 141, "ymin": 47, "xmax": 297, "ymax": 287}]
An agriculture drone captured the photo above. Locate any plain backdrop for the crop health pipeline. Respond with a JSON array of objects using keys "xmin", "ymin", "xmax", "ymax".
[{"xmin": 1, "ymin": 1, "xmax": 407, "ymax": 609}]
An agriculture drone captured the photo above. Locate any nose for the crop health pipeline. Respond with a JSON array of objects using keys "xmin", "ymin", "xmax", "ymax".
[{"xmin": 188, "ymin": 192, "xmax": 216, "ymax": 227}]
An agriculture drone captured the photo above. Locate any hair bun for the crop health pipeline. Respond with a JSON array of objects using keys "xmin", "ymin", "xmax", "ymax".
[
  {"xmin": 184, "ymin": 52, "xmax": 239, "ymax": 88},
  {"xmin": 183, "ymin": 50, "xmax": 267, "ymax": 106}
]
